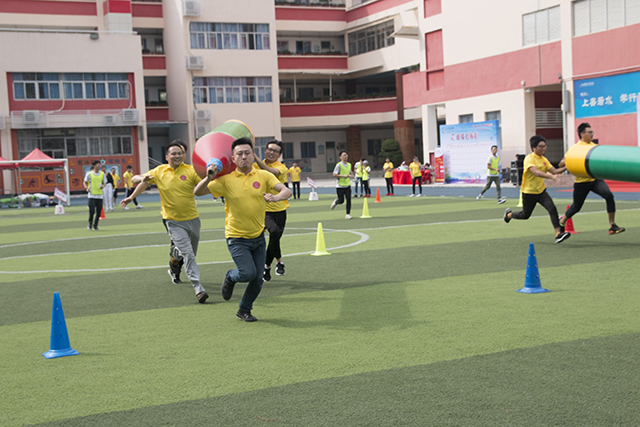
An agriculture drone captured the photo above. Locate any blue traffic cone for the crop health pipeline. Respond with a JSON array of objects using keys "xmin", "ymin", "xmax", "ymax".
[
  {"xmin": 516, "ymin": 243, "xmax": 550, "ymax": 294},
  {"xmin": 43, "ymin": 292, "xmax": 79, "ymax": 359}
]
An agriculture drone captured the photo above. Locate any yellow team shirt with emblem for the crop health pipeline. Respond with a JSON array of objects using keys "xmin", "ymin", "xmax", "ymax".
[
  {"xmin": 123, "ymin": 170, "xmax": 134, "ymax": 188},
  {"xmin": 112, "ymin": 173, "xmax": 121, "ymax": 188},
  {"xmin": 289, "ymin": 166, "xmax": 301, "ymax": 182},
  {"xmin": 263, "ymin": 160, "xmax": 289, "ymax": 213},
  {"xmin": 146, "ymin": 163, "xmax": 200, "ymax": 221},
  {"xmin": 207, "ymin": 168, "xmax": 281, "ymax": 239},
  {"xmin": 409, "ymin": 161, "xmax": 421, "ymax": 177},
  {"xmin": 570, "ymin": 141, "xmax": 597, "ymax": 184},
  {"xmin": 383, "ymin": 161, "xmax": 394, "ymax": 178},
  {"xmin": 522, "ymin": 153, "xmax": 552, "ymax": 195}
]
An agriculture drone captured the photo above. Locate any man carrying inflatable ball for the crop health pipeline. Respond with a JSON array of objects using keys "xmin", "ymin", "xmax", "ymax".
[{"xmin": 194, "ymin": 137, "xmax": 291, "ymax": 322}]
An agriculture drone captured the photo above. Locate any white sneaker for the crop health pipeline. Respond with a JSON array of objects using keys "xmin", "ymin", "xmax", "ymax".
[
  {"xmin": 123, "ymin": 206, "xmax": 130, "ymax": 210},
  {"xmin": 345, "ymin": 214, "xmax": 352, "ymax": 219},
  {"xmin": 416, "ymin": 194, "xmax": 422, "ymax": 197},
  {"xmin": 497, "ymin": 198, "xmax": 506, "ymax": 204},
  {"xmin": 136, "ymin": 204, "xmax": 144, "ymax": 209},
  {"xmin": 330, "ymin": 199, "xmax": 338, "ymax": 210},
  {"xmin": 476, "ymin": 194, "xmax": 482, "ymax": 200},
  {"xmin": 408, "ymin": 194, "xmax": 415, "ymax": 197}
]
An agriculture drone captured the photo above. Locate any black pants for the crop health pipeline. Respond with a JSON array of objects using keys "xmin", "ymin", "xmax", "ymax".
[
  {"xmin": 292, "ymin": 181, "xmax": 300, "ymax": 199},
  {"xmin": 385, "ymin": 177, "xmax": 394, "ymax": 194},
  {"xmin": 511, "ymin": 190, "xmax": 560, "ymax": 229},
  {"xmin": 412, "ymin": 176, "xmax": 422, "ymax": 195},
  {"xmin": 566, "ymin": 179, "xmax": 615, "ymax": 219},
  {"xmin": 125, "ymin": 187, "xmax": 139, "ymax": 206},
  {"xmin": 88, "ymin": 198, "xmax": 103, "ymax": 227},
  {"xmin": 265, "ymin": 210, "xmax": 287, "ymax": 266},
  {"xmin": 336, "ymin": 186, "xmax": 351, "ymax": 214},
  {"xmin": 363, "ymin": 179, "xmax": 371, "ymax": 196}
]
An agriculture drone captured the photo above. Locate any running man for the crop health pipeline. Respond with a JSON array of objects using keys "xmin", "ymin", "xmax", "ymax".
[
  {"xmin": 84, "ymin": 160, "xmax": 106, "ymax": 231},
  {"xmin": 330, "ymin": 150, "xmax": 354, "ymax": 219},
  {"xmin": 477, "ymin": 145, "xmax": 506, "ymax": 204}
]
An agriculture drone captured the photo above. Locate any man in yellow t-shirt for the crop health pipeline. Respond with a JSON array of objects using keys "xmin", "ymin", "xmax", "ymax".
[
  {"xmin": 409, "ymin": 156, "xmax": 422, "ymax": 197},
  {"xmin": 254, "ymin": 140, "xmax": 290, "ymax": 282},
  {"xmin": 383, "ymin": 157, "xmax": 394, "ymax": 196},
  {"xmin": 122, "ymin": 165, "xmax": 143, "ymax": 210},
  {"xmin": 195, "ymin": 137, "xmax": 291, "ymax": 322},
  {"xmin": 558, "ymin": 123, "xmax": 624, "ymax": 235},
  {"xmin": 354, "ymin": 158, "xmax": 363, "ymax": 197},
  {"xmin": 289, "ymin": 162, "xmax": 302, "ymax": 199},
  {"xmin": 361, "ymin": 160, "xmax": 371, "ymax": 197},
  {"xmin": 503, "ymin": 135, "xmax": 570, "ymax": 244},
  {"xmin": 111, "ymin": 168, "xmax": 121, "ymax": 206},
  {"xmin": 121, "ymin": 141, "xmax": 209, "ymax": 303}
]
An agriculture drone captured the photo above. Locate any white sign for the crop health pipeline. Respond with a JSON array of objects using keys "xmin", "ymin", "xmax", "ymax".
[
  {"xmin": 306, "ymin": 177, "xmax": 317, "ymax": 189},
  {"xmin": 54, "ymin": 188, "xmax": 67, "ymax": 203}
]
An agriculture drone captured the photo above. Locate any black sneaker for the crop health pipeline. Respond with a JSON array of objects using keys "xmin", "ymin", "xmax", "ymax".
[
  {"xmin": 555, "ymin": 231, "xmax": 571, "ymax": 244},
  {"xmin": 609, "ymin": 223, "xmax": 625, "ymax": 235},
  {"xmin": 167, "ymin": 269, "xmax": 182, "ymax": 285},
  {"xmin": 221, "ymin": 271, "xmax": 235, "ymax": 301},
  {"xmin": 263, "ymin": 266, "xmax": 271, "ymax": 282},
  {"xmin": 93, "ymin": 225, "xmax": 99, "ymax": 231},
  {"xmin": 197, "ymin": 291, "xmax": 209, "ymax": 304},
  {"xmin": 87, "ymin": 222, "xmax": 92, "ymax": 230},
  {"xmin": 236, "ymin": 309, "xmax": 258, "ymax": 322},
  {"xmin": 503, "ymin": 208, "xmax": 512, "ymax": 223},
  {"xmin": 276, "ymin": 262, "xmax": 285, "ymax": 276}
]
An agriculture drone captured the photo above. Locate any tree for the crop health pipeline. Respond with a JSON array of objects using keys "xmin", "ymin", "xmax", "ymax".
[{"xmin": 378, "ymin": 139, "xmax": 403, "ymax": 167}]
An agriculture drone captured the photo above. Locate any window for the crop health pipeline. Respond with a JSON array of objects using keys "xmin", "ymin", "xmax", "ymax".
[
  {"xmin": 348, "ymin": 20, "xmax": 395, "ymax": 57},
  {"xmin": 459, "ymin": 114, "xmax": 473, "ymax": 123},
  {"xmin": 321, "ymin": 41, "xmax": 331, "ymax": 52},
  {"xmin": 283, "ymin": 142, "xmax": 294, "ymax": 159},
  {"xmin": 194, "ymin": 76, "xmax": 272, "ymax": 104},
  {"xmin": 367, "ymin": 139, "xmax": 382, "ymax": 156},
  {"xmin": 277, "ymin": 40, "xmax": 289, "ymax": 53},
  {"xmin": 190, "ymin": 22, "xmax": 269, "ymax": 50},
  {"xmin": 300, "ymin": 141, "xmax": 316, "ymax": 158},
  {"xmin": 13, "ymin": 73, "xmax": 61, "ymax": 100},
  {"xmin": 523, "ymin": 6, "xmax": 560, "ymax": 46},
  {"xmin": 298, "ymin": 87, "xmax": 314, "ymax": 100},
  {"xmin": 254, "ymin": 137, "xmax": 273, "ymax": 160},
  {"xmin": 573, "ymin": 0, "xmax": 640, "ymax": 36},
  {"xmin": 485, "ymin": 111, "xmax": 501, "ymax": 124},
  {"xmin": 17, "ymin": 127, "xmax": 133, "ymax": 158},
  {"xmin": 13, "ymin": 72, "xmax": 128, "ymax": 101}
]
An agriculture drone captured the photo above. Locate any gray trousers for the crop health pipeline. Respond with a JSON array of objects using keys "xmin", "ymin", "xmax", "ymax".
[
  {"xmin": 166, "ymin": 218, "xmax": 205, "ymax": 295},
  {"xmin": 480, "ymin": 175, "xmax": 501, "ymax": 199}
]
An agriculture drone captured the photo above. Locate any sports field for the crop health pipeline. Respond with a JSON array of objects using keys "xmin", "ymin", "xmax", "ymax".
[{"xmin": 2, "ymin": 189, "xmax": 640, "ymax": 426}]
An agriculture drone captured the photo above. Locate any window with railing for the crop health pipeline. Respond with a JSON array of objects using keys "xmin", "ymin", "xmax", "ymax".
[
  {"xmin": 13, "ymin": 73, "xmax": 129, "ymax": 101},
  {"xmin": 300, "ymin": 141, "xmax": 316, "ymax": 158},
  {"xmin": 190, "ymin": 22, "xmax": 270, "ymax": 50},
  {"xmin": 347, "ymin": 20, "xmax": 394, "ymax": 57},
  {"xmin": 17, "ymin": 127, "xmax": 133, "ymax": 159},
  {"xmin": 193, "ymin": 77, "xmax": 273, "ymax": 104}
]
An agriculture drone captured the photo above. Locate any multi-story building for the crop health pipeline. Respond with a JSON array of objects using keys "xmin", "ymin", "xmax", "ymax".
[{"xmin": 2, "ymin": 0, "xmax": 639, "ymax": 195}]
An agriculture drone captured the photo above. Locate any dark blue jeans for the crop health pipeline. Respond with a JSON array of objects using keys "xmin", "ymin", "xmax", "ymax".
[{"xmin": 225, "ymin": 233, "xmax": 266, "ymax": 312}]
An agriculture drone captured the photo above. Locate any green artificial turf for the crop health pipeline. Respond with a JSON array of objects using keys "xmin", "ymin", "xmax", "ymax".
[{"xmin": 1, "ymin": 195, "xmax": 639, "ymax": 426}]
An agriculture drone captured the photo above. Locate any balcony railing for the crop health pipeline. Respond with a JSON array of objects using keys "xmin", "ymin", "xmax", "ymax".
[{"xmin": 275, "ymin": 0, "xmax": 345, "ymax": 7}]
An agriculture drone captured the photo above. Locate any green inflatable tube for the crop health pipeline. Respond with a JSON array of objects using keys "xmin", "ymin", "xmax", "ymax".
[{"xmin": 587, "ymin": 145, "xmax": 640, "ymax": 183}]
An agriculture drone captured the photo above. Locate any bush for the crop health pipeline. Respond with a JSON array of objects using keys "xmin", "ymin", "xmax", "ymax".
[{"xmin": 379, "ymin": 139, "xmax": 403, "ymax": 167}]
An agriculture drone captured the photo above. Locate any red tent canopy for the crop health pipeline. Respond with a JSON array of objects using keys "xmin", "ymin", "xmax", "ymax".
[
  {"xmin": 19, "ymin": 148, "xmax": 65, "ymax": 167},
  {"xmin": 0, "ymin": 155, "xmax": 16, "ymax": 170}
]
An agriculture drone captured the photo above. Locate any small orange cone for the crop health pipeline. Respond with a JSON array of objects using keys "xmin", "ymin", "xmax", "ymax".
[
  {"xmin": 564, "ymin": 205, "xmax": 576, "ymax": 234},
  {"xmin": 375, "ymin": 188, "xmax": 382, "ymax": 203},
  {"xmin": 99, "ymin": 206, "xmax": 106, "ymax": 220}
]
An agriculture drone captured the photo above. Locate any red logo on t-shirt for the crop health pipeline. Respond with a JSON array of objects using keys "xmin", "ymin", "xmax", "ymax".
[
  {"xmin": 180, "ymin": 175, "xmax": 187, "ymax": 181},
  {"xmin": 253, "ymin": 181, "xmax": 260, "ymax": 189}
]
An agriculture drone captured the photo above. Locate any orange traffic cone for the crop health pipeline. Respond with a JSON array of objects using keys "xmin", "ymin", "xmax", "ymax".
[
  {"xmin": 375, "ymin": 188, "xmax": 382, "ymax": 203},
  {"xmin": 564, "ymin": 205, "xmax": 576, "ymax": 234},
  {"xmin": 99, "ymin": 206, "xmax": 106, "ymax": 220}
]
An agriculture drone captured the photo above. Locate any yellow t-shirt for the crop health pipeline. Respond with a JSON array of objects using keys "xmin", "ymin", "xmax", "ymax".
[
  {"xmin": 207, "ymin": 168, "xmax": 281, "ymax": 239},
  {"xmin": 289, "ymin": 166, "xmax": 301, "ymax": 182},
  {"xmin": 569, "ymin": 141, "xmax": 597, "ymax": 184},
  {"xmin": 112, "ymin": 173, "xmax": 121, "ymax": 188},
  {"xmin": 383, "ymin": 162, "xmax": 394, "ymax": 178},
  {"xmin": 123, "ymin": 170, "xmax": 134, "ymax": 188},
  {"xmin": 521, "ymin": 153, "xmax": 552, "ymax": 195},
  {"xmin": 146, "ymin": 163, "xmax": 200, "ymax": 221},
  {"xmin": 264, "ymin": 159, "xmax": 290, "ymax": 213},
  {"xmin": 409, "ymin": 162, "xmax": 421, "ymax": 177}
]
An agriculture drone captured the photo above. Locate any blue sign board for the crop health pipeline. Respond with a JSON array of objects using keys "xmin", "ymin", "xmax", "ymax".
[{"xmin": 574, "ymin": 71, "xmax": 640, "ymax": 118}]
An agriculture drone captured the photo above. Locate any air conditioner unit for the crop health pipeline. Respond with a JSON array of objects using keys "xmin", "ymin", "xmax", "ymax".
[
  {"xmin": 103, "ymin": 115, "xmax": 117, "ymax": 126},
  {"xmin": 23, "ymin": 110, "xmax": 40, "ymax": 125},
  {"xmin": 122, "ymin": 109, "xmax": 139, "ymax": 125},
  {"xmin": 194, "ymin": 109, "xmax": 210, "ymax": 121},
  {"xmin": 183, "ymin": 0, "xmax": 201, "ymax": 16},
  {"xmin": 186, "ymin": 55, "xmax": 205, "ymax": 70},
  {"xmin": 196, "ymin": 125, "xmax": 210, "ymax": 139}
]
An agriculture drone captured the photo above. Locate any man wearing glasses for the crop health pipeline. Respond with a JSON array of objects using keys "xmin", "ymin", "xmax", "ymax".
[
  {"xmin": 558, "ymin": 123, "xmax": 625, "ymax": 235},
  {"xmin": 254, "ymin": 140, "xmax": 290, "ymax": 282}
]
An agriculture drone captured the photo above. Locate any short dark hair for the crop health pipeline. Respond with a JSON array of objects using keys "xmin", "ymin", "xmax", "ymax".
[
  {"xmin": 166, "ymin": 140, "xmax": 186, "ymax": 154},
  {"xmin": 339, "ymin": 150, "xmax": 347, "ymax": 156},
  {"xmin": 126, "ymin": 165, "xmax": 133, "ymax": 169},
  {"xmin": 491, "ymin": 145, "xmax": 498, "ymax": 149},
  {"xmin": 267, "ymin": 140, "xmax": 283, "ymax": 153},
  {"xmin": 529, "ymin": 135, "xmax": 546, "ymax": 150},
  {"xmin": 232, "ymin": 136, "xmax": 254, "ymax": 153},
  {"xmin": 577, "ymin": 122, "xmax": 591, "ymax": 138},
  {"xmin": 92, "ymin": 160, "xmax": 101, "ymax": 167}
]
